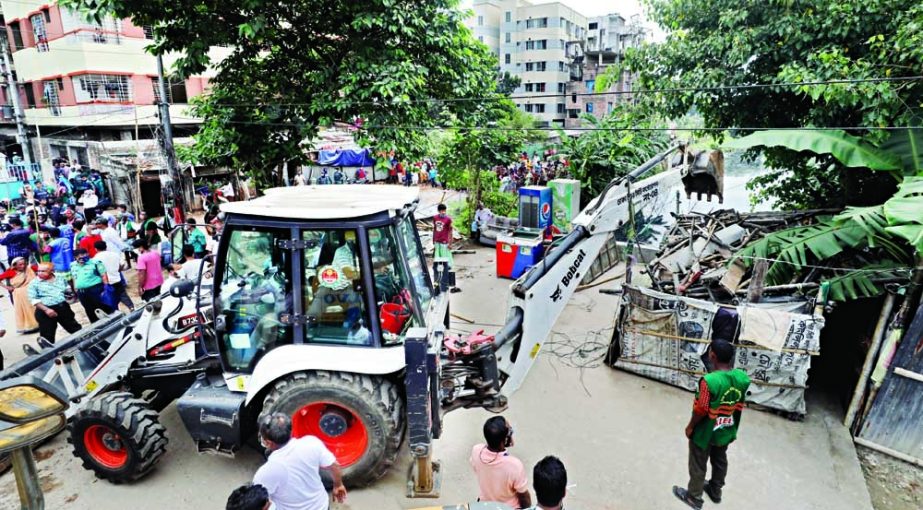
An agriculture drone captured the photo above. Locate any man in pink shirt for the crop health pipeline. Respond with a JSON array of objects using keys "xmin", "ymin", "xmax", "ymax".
[
  {"xmin": 469, "ymin": 416, "xmax": 532, "ymax": 509},
  {"xmin": 134, "ymin": 238, "xmax": 164, "ymax": 301}
]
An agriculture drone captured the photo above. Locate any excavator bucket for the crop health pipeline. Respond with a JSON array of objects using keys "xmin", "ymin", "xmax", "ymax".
[{"xmin": 675, "ymin": 149, "xmax": 725, "ymax": 203}]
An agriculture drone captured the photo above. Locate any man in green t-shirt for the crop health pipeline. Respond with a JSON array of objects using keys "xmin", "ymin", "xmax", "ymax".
[{"xmin": 673, "ymin": 340, "xmax": 751, "ymax": 509}]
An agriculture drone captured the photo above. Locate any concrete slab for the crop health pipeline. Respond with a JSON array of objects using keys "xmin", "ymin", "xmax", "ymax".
[{"xmin": 0, "ymin": 247, "xmax": 873, "ymax": 510}]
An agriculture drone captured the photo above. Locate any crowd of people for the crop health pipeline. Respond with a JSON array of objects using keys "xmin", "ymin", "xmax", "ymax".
[
  {"xmin": 495, "ymin": 150, "xmax": 570, "ymax": 193},
  {"xmin": 0, "ymin": 182, "xmax": 218, "ymax": 369},
  {"xmin": 223, "ymin": 339, "xmax": 749, "ymax": 510}
]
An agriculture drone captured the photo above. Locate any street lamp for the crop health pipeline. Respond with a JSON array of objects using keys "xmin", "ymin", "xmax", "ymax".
[{"xmin": 0, "ymin": 376, "xmax": 69, "ymax": 510}]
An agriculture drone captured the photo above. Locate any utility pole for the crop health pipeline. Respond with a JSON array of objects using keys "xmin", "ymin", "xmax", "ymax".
[
  {"xmin": 0, "ymin": 34, "xmax": 32, "ymax": 166},
  {"xmin": 155, "ymin": 54, "xmax": 185, "ymax": 224}
]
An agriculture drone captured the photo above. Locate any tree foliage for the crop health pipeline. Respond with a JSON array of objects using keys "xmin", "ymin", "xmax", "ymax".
[
  {"xmin": 436, "ymin": 102, "xmax": 533, "ymax": 231},
  {"xmin": 729, "ymin": 128, "xmax": 922, "ymax": 300},
  {"xmin": 620, "ymin": 0, "xmax": 923, "ymax": 209},
  {"xmin": 555, "ymin": 107, "xmax": 670, "ymax": 205},
  {"xmin": 62, "ymin": 0, "xmax": 503, "ymax": 189}
]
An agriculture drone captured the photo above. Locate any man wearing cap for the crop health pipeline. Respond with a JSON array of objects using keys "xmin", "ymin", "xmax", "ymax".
[
  {"xmin": 28, "ymin": 262, "xmax": 81, "ymax": 343},
  {"xmin": 70, "ymin": 248, "xmax": 111, "ymax": 323}
]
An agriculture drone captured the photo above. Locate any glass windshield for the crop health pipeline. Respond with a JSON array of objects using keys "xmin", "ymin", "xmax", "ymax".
[
  {"xmin": 303, "ymin": 229, "xmax": 371, "ymax": 345},
  {"xmin": 398, "ymin": 217, "xmax": 432, "ymax": 312},
  {"xmin": 369, "ymin": 225, "xmax": 415, "ymax": 345},
  {"xmin": 219, "ymin": 229, "xmax": 292, "ymax": 371}
]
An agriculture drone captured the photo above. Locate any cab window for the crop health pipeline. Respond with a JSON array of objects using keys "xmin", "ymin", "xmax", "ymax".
[
  {"xmin": 302, "ymin": 229, "xmax": 371, "ymax": 345},
  {"xmin": 218, "ymin": 229, "xmax": 292, "ymax": 371},
  {"xmin": 369, "ymin": 225, "xmax": 414, "ymax": 345},
  {"xmin": 398, "ymin": 217, "xmax": 432, "ymax": 311}
]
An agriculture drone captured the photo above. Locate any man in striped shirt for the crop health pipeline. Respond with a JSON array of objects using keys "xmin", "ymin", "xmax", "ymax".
[{"xmin": 28, "ymin": 262, "xmax": 81, "ymax": 343}]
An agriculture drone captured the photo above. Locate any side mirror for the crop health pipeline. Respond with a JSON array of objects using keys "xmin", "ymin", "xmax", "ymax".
[{"xmin": 170, "ymin": 279, "xmax": 196, "ymax": 298}]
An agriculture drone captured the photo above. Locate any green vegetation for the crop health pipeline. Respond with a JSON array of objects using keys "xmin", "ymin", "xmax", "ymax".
[
  {"xmin": 64, "ymin": 0, "xmax": 504, "ymax": 189},
  {"xmin": 615, "ymin": 0, "xmax": 923, "ymax": 209}
]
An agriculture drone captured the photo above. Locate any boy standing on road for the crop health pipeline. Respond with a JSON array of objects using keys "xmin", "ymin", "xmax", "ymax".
[
  {"xmin": 433, "ymin": 203, "xmax": 460, "ymax": 293},
  {"xmin": 673, "ymin": 340, "xmax": 751, "ymax": 509}
]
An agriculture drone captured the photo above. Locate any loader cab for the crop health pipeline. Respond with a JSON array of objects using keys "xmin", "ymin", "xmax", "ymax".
[{"xmin": 212, "ymin": 186, "xmax": 433, "ymax": 373}]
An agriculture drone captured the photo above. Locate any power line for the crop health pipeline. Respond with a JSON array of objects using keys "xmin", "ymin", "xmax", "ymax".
[
  {"xmin": 169, "ymin": 116, "xmax": 922, "ymax": 132},
  {"xmin": 202, "ymin": 75, "xmax": 923, "ymax": 108},
  {"xmin": 20, "ymin": 75, "xmax": 923, "ymax": 115}
]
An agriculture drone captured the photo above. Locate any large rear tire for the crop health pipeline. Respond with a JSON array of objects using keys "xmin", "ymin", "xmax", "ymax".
[
  {"xmin": 261, "ymin": 371, "xmax": 404, "ymax": 487},
  {"xmin": 68, "ymin": 392, "xmax": 168, "ymax": 483}
]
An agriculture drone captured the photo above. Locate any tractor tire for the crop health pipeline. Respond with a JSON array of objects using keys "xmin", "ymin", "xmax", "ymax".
[
  {"xmin": 261, "ymin": 371, "xmax": 404, "ymax": 487},
  {"xmin": 67, "ymin": 392, "xmax": 168, "ymax": 484}
]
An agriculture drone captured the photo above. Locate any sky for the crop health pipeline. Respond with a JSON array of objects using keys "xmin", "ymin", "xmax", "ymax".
[{"xmin": 460, "ymin": 0, "xmax": 648, "ymax": 18}]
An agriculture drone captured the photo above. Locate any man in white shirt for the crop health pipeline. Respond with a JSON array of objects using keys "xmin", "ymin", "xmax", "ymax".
[
  {"xmin": 173, "ymin": 245, "xmax": 204, "ymax": 282},
  {"xmin": 254, "ymin": 413, "xmax": 347, "ymax": 510},
  {"xmin": 93, "ymin": 240, "xmax": 134, "ymax": 311},
  {"xmin": 95, "ymin": 217, "xmax": 127, "ymax": 253}
]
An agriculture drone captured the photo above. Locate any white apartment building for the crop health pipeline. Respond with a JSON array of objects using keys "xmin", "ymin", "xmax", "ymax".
[{"xmin": 468, "ymin": 0, "xmax": 586, "ymax": 127}]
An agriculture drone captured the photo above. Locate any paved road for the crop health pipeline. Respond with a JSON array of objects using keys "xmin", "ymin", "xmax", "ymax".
[{"xmin": 0, "ymin": 248, "xmax": 873, "ymax": 510}]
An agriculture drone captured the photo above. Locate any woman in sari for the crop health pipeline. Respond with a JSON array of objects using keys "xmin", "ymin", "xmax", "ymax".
[{"xmin": 3, "ymin": 257, "xmax": 39, "ymax": 332}]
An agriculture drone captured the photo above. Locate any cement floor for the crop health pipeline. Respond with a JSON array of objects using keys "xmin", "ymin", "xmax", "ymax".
[{"xmin": 0, "ymin": 248, "xmax": 873, "ymax": 510}]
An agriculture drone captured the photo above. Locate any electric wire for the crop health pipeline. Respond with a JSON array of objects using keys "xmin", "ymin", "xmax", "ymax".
[
  {"xmin": 20, "ymin": 75, "xmax": 923, "ymax": 114},
  {"xmin": 168, "ymin": 116, "xmax": 923, "ymax": 133}
]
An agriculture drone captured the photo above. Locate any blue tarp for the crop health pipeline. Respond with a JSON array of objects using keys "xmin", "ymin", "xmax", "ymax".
[{"xmin": 317, "ymin": 149, "xmax": 375, "ymax": 167}]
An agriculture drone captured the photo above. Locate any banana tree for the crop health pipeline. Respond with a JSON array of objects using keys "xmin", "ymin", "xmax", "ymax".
[{"xmin": 725, "ymin": 128, "xmax": 922, "ymax": 301}]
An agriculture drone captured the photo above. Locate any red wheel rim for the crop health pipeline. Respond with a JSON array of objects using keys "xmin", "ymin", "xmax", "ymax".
[
  {"xmin": 291, "ymin": 402, "xmax": 368, "ymax": 467},
  {"xmin": 83, "ymin": 424, "xmax": 128, "ymax": 469}
]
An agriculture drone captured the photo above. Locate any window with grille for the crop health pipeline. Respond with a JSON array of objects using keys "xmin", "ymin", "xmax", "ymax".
[
  {"xmin": 22, "ymin": 84, "xmax": 36, "ymax": 108},
  {"xmin": 8, "ymin": 22, "xmax": 24, "ymax": 50},
  {"xmin": 152, "ymin": 77, "xmax": 189, "ymax": 104},
  {"xmin": 525, "ymin": 62, "xmax": 534, "ymax": 72},
  {"xmin": 557, "ymin": 103, "xmax": 565, "ymax": 114},
  {"xmin": 42, "ymin": 80, "xmax": 61, "ymax": 116},
  {"xmin": 31, "ymin": 14, "xmax": 49, "ymax": 52},
  {"xmin": 536, "ymin": 83, "xmax": 546, "ymax": 92},
  {"xmin": 505, "ymin": 12, "xmax": 511, "ymax": 23},
  {"xmin": 536, "ymin": 62, "xmax": 546, "ymax": 72},
  {"xmin": 60, "ymin": 9, "xmax": 122, "ymax": 44},
  {"xmin": 525, "ymin": 83, "xmax": 534, "ymax": 92},
  {"xmin": 143, "ymin": 26, "xmax": 154, "ymax": 39},
  {"xmin": 525, "ymin": 40, "xmax": 534, "ymax": 50},
  {"xmin": 524, "ymin": 104, "xmax": 533, "ymax": 113},
  {"xmin": 535, "ymin": 103, "xmax": 545, "ymax": 113},
  {"xmin": 74, "ymin": 74, "xmax": 132, "ymax": 102},
  {"xmin": 504, "ymin": 54, "xmax": 511, "ymax": 64}
]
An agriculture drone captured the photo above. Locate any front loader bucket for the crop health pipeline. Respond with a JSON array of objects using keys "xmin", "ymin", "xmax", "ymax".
[
  {"xmin": 677, "ymin": 149, "xmax": 725, "ymax": 203},
  {"xmin": 0, "ymin": 309, "xmax": 143, "ymax": 414}
]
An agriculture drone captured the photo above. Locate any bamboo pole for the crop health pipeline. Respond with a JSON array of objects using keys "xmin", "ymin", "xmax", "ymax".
[{"xmin": 843, "ymin": 293, "xmax": 896, "ymax": 430}]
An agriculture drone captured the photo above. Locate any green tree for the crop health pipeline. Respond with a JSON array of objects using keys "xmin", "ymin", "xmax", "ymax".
[
  {"xmin": 555, "ymin": 106, "xmax": 670, "ymax": 205},
  {"xmin": 437, "ymin": 101, "xmax": 532, "ymax": 231},
  {"xmin": 618, "ymin": 0, "xmax": 923, "ymax": 209},
  {"xmin": 63, "ymin": 0, "xmax": 504, "ymax": 189}
]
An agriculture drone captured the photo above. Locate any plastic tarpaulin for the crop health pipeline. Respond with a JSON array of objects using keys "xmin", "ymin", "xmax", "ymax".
[
  {"xmin": 613, "ymin": 285, "xmax": 824, "ymax": 416},
  {"xmin": 317, "ymin": 149, "xmax": 375, "ymax": 167}
]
